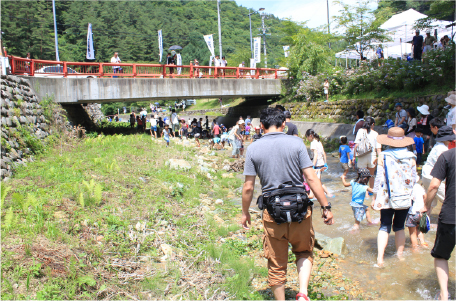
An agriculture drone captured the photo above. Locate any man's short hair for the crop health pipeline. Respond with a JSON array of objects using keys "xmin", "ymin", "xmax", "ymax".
[
  {"xmin": 283, "ymin": 110, "xmax": 292, "ymax": 119},
  {"xmin": 275, "ymin": 105, "xmax": 286, "ymax": 112},
  {"xmin": 415, "ymin": 127, "xmax": 422, "ymax": 133},
  {"xmin": 356, "ymin": 110, "xmax": 364, "ymax": 119},
  {"xmin": 172, "ymin": 109, "xmax": 175, "ymax": 112},
  {"xmin": 430, "ymin": 117, "xmax": 445, "ymax": 129},
  {"xmin": 260, "ymin": 108, "xmax": 285, "ymax": 130}
]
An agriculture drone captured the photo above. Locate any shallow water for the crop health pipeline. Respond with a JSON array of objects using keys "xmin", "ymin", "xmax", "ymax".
[{"xmin": 232, "ymin": 140, "xmax": 455, "ymax": 300}]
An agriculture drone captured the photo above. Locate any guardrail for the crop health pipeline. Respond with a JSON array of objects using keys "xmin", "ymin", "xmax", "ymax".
[{"xmin": 7, "ymin": 55, "xmax": 287, "ymax": 79}]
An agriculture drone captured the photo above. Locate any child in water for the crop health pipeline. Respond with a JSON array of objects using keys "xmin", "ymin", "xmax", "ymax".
[
  {"xmin": 163, "ymin": 124, "xmax": 171, "ymax": 147},
  {"xmin": 406, "ymin": 176, "xmax": 428, "ymax": 249},
  {"xmin": 341, "ymin": 168, "xmax": 377, "ymax": 231}
]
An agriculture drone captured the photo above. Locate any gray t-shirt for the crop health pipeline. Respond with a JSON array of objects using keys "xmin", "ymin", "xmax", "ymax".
[
  {"xmin": 396, "ymin": 109, "xmax": 407, "ymax": 125},
  {"xmin": 243, "ymin": 132, "xmax": 313, "ymax": 191}
]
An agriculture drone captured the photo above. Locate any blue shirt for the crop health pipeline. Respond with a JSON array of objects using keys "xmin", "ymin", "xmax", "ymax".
[
  {"xmin": 414, "ymin": 136, "xmax": 424, "ymax": 153},
  {"xmin": 339, "ymin": 145, "xmax": 351, "ymax": 164},
  {"xmin": 350, "ymin": 180, "xmax": 368, "ymax": 205}
]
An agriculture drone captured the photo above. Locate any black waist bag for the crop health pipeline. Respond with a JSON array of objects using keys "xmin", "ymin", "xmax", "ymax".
[{"xmin": 257, "ymin": 184, "xmax": 312, "ymax": 225}]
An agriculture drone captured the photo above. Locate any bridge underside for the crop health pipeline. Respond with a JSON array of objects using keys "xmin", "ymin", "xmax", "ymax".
[{"xmin": 27, "ymin": 78, "xmax": 281, "ymax": 104}]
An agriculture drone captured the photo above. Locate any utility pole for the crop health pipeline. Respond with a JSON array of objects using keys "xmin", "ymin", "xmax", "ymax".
[
  {"xmin": 327, "ymin": 0, "xmax": 331, "ymax": 49},
  {"xmin": 258, "ymin": 9, "xmax": 270, "ymax": 69},
  {"xmin": 52, "ymin": 0, "xmax": 60, "ymax": 61},
  {"xmin": 217, "ymin": 0, "xmax": 222, "ymax": 58},
  {"xmin": 248, "ymin": 10, "xmax": 254, "ymax": 59}
]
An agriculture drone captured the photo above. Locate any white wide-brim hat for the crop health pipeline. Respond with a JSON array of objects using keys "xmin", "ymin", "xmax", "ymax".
[
  {"xmin": 417, "ymin": 104, "xmax": 430, "ymax": 115},
  {"xmin": 445, "ymin": 94, "xmax": 456, "ymax": 105}
]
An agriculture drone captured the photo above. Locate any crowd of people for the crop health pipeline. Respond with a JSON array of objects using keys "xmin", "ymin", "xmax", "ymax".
[{"xmin": 238, "ymin": 96, "xmax": 455, "ymax": 300}]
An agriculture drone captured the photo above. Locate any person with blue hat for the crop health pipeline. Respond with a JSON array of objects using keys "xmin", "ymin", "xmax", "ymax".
[{"xmin": 394, "ymin": 102, "xmax": 408, "ymax": 131}]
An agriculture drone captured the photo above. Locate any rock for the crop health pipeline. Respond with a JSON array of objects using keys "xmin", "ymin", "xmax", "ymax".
[
  {"xmin": 222, "ymin": 173, "xmax": 234, "ymax": 178},
  {"xmin": 222, "ymin": 165, "xmax": 230, "ymax": 171},
  {"xmin": 4, "ymin": 117, "xmax": 11, "ymax": 127},
  {"xmin": 11, "ymin": 116, "xmax": 19, "ymax": 127},
  {"xmin": 19, "ymin": 116, "xmax": 28, "ymax": 124},
  {"xmin": 166, "ymin": 159, "xmax": 191, "ymax": 170},
  {"xmin": 324, "ymin": 237, "xmax": 347, "ymax": 256},
  {"xmin": 206, "ymin": 172, "xmax": 212, "ymax": 179},
  {"xmin": 96, "ymin": 235, "xmax": 104, "ymax": 241},
  {"xmin": 160, "ymin": 244, "xmax": 174, "ymax": 259},
  {"xmin": 53, "ymin": 211, "xmax": 67, "ymax": 220},
  {"xmin": 215, "ymin": 199, "xmax": 224, "ymax": 205},
  {"xmin": 201, "ymin": 198, "xmax": 213, "ymax": 205}
]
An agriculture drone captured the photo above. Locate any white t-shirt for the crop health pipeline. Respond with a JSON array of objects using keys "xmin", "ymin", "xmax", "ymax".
[
  {"xmin": 355, "ymin": 129, "xmax": 381, "ymax": 160},
  {"xmin": 171, "ymin": 113, "xmax": 179, "ymax": 125},
  {"xmin": 150, "ymin": 118, "xmax": 157, "ymax": 127},
  {"xmin": 214, "ymin": 58, "xmax": 221, "ymax": 67},
  {"xmin": 310, "ymin": 140, "xmax": 325, "ymax": 166},
  {"xmin": 221, "ymin": 59, "xmax": 227, "ymax": 67},
  {"xmin": 111, "ymin": 56, "xmax": 121, "ymax": 68},
  {"xmin": 140, "ymin": 110, "xmax": 147, "ymax": 117},
  {"xmin": 422, "ymin": 142, "xmax": 448, "ymax": 177},
  {"xmin": 447, "ymin": 107, "xmax": 456, "ymax": 127},
  {"xmin": 411, "ymin": 184, "xmax": 426, "ymax": 214}
]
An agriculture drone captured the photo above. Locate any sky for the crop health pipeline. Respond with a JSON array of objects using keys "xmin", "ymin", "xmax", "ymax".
[{"xmin": 235, "ymin": 0, "xmax": 378, "ymax": 31}]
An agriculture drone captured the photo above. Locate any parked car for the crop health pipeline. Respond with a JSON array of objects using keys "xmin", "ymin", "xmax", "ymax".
[{"xmin": 34, "ymin": 66, "xmax": 96, "ymax": 78}]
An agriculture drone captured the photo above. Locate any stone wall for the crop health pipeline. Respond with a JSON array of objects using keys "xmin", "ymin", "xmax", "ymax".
[
  {"xmin": 1, "ymin": 75, "xmax": 51, "ymax": 180},
  {"xmin": 282, "ymin": 94, "xmax": 447, "ymax": 124}
]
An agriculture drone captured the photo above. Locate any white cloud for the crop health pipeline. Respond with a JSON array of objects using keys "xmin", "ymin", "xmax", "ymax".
[{"xmin": 235, "ymin": 0, "xmax": 378, "ymax": 30}]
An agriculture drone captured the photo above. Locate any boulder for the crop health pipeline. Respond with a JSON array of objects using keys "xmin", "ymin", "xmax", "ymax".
[
  {"xmin": 166, "ymin": 159, "xmax": 191, "ymax": 170},
  {"xmin": 314, "ymin": 232, "xmax": 348, "ymax": 256}
]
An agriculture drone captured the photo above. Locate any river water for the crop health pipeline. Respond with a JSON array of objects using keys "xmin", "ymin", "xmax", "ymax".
[{"xmin": 234, "ymin": 141, "xmax": 455, "ymax": 300}]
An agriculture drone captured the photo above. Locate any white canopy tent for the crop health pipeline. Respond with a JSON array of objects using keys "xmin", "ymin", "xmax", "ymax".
[
  {"xmin": 379, "ymin": 9, "xmax": 452, "ymax": 57},
  {"xmin": 336, "ymin": 9, "xmax": 452, "ymax": 64}
]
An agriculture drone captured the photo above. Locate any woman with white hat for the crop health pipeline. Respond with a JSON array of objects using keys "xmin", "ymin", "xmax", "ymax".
[
  {"xmin": 371, "ymin": 127, "xmax": 417, "ymax": 267},
  {"xmin": 417, "ymin": 104, "xmax": 434, "ymax": 152}
]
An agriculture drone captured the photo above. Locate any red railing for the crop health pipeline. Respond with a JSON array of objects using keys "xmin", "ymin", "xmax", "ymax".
[{"xmin": 7, "ymin": 55, "xmax": 286, "ymax": 79}]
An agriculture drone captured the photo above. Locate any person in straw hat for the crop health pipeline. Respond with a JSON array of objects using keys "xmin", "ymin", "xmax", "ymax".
[
  {"xmin": 445, "ymin": 91, "xmax": 456, "ymax": 149},
  {"xmin": 370, "ymin": 127, "xmax": 417, "ymax": 267}
]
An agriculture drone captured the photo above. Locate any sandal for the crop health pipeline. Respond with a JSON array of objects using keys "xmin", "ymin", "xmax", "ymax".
[
  {"xmin": 420, "ymin": 242, "xmax": 429, "ymax": 248},
  {"xmin": 296, "ymin": 293, "xmax": 310, "ymax": 301}
]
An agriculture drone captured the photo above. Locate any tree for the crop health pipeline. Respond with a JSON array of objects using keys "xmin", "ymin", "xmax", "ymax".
[{"xmin": 333, "ymin": 0, "xmax": 391, "ymax": 59}]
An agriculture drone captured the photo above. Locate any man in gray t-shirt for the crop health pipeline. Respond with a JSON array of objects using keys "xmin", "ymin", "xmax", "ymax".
[
  {"xmin": 395, "ymin": 102, "xmax": 408, "ymax": 130},
  {"xmin": 241, "ymin": 107, "xmax": 334, "ymax": 301}
]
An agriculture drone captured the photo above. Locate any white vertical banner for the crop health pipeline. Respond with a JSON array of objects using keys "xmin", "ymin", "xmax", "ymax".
[
  {"xmin": 250, "ymin": 58, "xmax": 256, "ymax": 76},
  {"xmin": 209, "ymin": 55, "xmax": 214, "ymax": 75},
  {"xmin": 203, "ymin": 34, "xmax": 215, "ymax": 57},
  {"xmin": 86, "ymin": 23, "xmax": 95, "ymax": 60},
  {"xmin": 253, "ymin": 37, "xmax": 261, "ymax": 63},
  {"xmin": 283, "ymin": 45, "xmax": 290, "ymax": 58},
  {"xmin": 176, "ymin": 53, "xmax": 182, "ymax": 75},
  {"xmin": 158, "ymin": 30, "xmax": 163, "ymax": 62}
]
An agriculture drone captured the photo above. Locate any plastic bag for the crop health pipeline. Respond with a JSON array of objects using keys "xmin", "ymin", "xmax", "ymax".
[{"xmin": 419, "ymin": 212, "xmax": 431, "ymax": 234}]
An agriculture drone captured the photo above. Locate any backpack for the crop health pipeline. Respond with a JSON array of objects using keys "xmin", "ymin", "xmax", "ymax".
[
  {"xmin": 384, "ymin": 154, "xmax": 414, "ymax": 210},
  {"xmin": 355, "ymin": 129, "xmax": 373, "ymax": 157}
]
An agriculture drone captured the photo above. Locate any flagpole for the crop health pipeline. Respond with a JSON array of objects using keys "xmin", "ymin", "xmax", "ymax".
[
  {"xmin": 52, "ymin": 0, "xmax": 60, "ymax": 61},
  {"xmin": 217, "ymin": 0, "xmax": 222, "ymax": 57}
]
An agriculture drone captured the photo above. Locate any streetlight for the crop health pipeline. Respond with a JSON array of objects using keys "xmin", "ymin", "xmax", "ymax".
[
  {"xmin": 217, "ymin": 0, "xmax": 222, "ymax": 58},
  {"xmin": 258, "ymin": 8, "xmax": 270, "ymax": 69}
]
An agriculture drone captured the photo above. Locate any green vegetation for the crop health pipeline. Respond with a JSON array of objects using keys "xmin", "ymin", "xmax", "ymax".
[
  {"xmin": 186, "ymin": 98, "xmax": 245, "ymax": 111},
  {"xmin": 0, "ymin": 133, "xmax": 274, "ymax": 300}
]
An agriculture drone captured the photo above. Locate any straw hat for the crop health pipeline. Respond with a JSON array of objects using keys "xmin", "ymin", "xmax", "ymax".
[
  {"xmin": 377, "ymin": 127, "xmax": 414, "ymax": 147},
  {"xmin": 417, "ymin": 104, "xmax": 430, "ymax": 115},
  {"xmin": 445, "ymin": 94, "xmax": 456, "ymax": 105}
]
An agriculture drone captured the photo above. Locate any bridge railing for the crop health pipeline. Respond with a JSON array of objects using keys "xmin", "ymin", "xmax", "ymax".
[{"xmin": 7, "ymin": 55, "xmax": 285, "ymax": 79}]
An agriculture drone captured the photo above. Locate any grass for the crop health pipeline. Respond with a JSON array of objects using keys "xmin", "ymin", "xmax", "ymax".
[
  {"xmin": 185, "ymin": 98, "xmax": 245, "ymax": 111},
  {"xmin": 0, "ymin": 133, "xmax": 271, "ymax": 300}
]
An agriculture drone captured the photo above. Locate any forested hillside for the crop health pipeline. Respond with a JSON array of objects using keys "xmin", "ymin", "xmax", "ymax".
[{"xmin": 1, "ymin": 0, "xmax": 289, "ymax": 67}]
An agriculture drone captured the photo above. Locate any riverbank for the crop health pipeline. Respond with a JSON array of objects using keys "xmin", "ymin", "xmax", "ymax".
[{"xmin": 1, "ymin": 133, "xmax": 373, "ymax": 300}]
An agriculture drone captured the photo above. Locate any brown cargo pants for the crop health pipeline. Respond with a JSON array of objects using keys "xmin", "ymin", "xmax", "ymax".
[{"xmin": 262, "ymin": 207, "xmax": 315, "ymax": 286}]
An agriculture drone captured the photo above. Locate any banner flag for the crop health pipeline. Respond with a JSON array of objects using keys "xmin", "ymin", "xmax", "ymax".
[
  {"xmin": 158, "ymin": 30, "xmax": 163, "ymax": 62},
  {"xmin": 250, "ymin": 58, "xmax": 256, "ymax": 76},
  {"xmin": 253, "ymin": 37, "xmax": 261, "ymax": 63},
  {"xmin": 283, "ymin": 45, "xmax": 290, "ymax": 58},
  {"xmin": 177, "ymin": 53, "xmax": 182, "ymax": 75},
  {"xmin": 204, "ymin": 34, "xmax": 215, "ymax": 57},
  {"xmin": 86, "ymin": 23, "xmax": 95, "ymax": 60}
]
